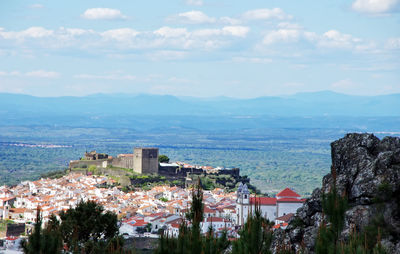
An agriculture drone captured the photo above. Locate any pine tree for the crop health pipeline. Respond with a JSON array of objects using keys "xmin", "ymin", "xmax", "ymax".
[
  {"xmin": 232, "ymin": 199, "xmax": 274, "ymax": 254},
  {"xmin": 315, "ymin": 166, "xmax": 387, "ymax": 254},
  {"xmin": 21, "ymin": 207, "xmax": 63, "ymax": 254},
  {"xmin": 316, "ymin": 166, "xmax": 348, "ymax": 254},
  {"xmin": 156, "ymin": 178, "xmax": 229, "ymax": 254}
]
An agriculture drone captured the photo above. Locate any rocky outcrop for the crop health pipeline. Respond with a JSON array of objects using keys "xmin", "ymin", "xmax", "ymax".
[{"xmin": 271, "ymin": 133, "xmax": 400, "ymax": 253}]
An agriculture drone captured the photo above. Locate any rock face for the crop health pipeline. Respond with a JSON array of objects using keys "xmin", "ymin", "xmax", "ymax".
[{"xmin": 271, "ymin": 133, "xmax": 400, "ymax": 253}]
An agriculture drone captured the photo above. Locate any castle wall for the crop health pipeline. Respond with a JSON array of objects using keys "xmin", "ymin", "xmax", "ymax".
[
  {"xmin": 69, "ymin": 159, "xmax": 109, "ymax": 169},
  {"xmin": 111, "ymin": 157, "xmax": 133, "ymax": 169}
]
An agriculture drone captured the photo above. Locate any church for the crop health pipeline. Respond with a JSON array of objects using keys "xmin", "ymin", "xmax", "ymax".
[{"xmin": 235, "ymin": 183, "xmax": 305, "ymax": 226}]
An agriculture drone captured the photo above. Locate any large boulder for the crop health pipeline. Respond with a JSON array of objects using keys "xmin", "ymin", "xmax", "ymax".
[{"xmin": 271, "ymin": 133, "xmax": 400, "ymax": 253}]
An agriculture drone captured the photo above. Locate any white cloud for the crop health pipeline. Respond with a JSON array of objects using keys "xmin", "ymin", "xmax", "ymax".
[
  {"xmin": 185, "ymin": 0, "xmax": 203, "ymax": 6},
  {"xmin": 26, "ymin": 70, "xmax": 60, "ymax": 78},
  {"xmin": 222, "ymin": 26, "xmax": 249, "ymax": 38},
  {"xmin": 29, "ymin": 4, "xmax": 44, "ymax": 9},
  {"xmin": 386, "ymin": 38, "xmax": 400, "ymax": 49},
  {"xmin": 243, "ymin": 8, "xmax": 291, "ymax": 20},
  {"xmin": 277, "ymin": 22, "xmax": 303, "ymax": 30},
  {"xmin": 147, "ymin": 50, "xmax": 188, "ymax": 61},
  {"xmin": 154, "ymin": 27, "xmax": 188, "ymax": 38},
  {"xmin": 0, "ymin": 70, "xmax": 59, "ymax": 78},
  {"xmin": 74, "ymin": 73, "xmax": 136, "ymax": 80},
  {"xmin": 263, "ymin": 29, "xmax": 300, "ymax": 45},
  {"xmin": 232, "ymin": 57, "xmax": 272, "ymax": 63},
  {"xmin": 0, "ymin": 27, "xmax": 53, "ymax": 40},
  {"xmin": 101, "ymin": 28, "xmax": 139, "ymax": 41},
  {"xmin": 331, "ymin": 79, "xmax": 359, "ymax": 89},
  {"xmin": 260, "ymin": 27, "xmax": 376, "ymax": 53},
  {"xmin": 352, "ymin": 0, "xmax": 399, "ymax": 14},
  {"xmin": 318, "ymin": 30, "xmax": 361, "ymax": 49},
  {"xmin": 81, "ymin": 8, "xmax": 127, "ymax": 20},
  {"xmin": 170, "ymin": 11, "xmax": 216, "ymax": 24},
  {"xmin": 220, "ymin": 17, "xmax": 242, "ymax": 25}
]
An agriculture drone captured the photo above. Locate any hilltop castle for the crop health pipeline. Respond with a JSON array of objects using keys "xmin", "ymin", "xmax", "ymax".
[{"xmin": 69, "ymin": 147, "xmax": 159, "ymax": 175}]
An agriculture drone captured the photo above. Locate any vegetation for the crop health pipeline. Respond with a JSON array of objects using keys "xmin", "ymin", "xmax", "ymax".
[
  {"xmin": 155, "ymin": 179, "xmax": 229, "ymax": 254},
  {"xmin": 158, "ymin": 155, "xmax": 170, "ymax": 163},
  {"xmin": 21, "ymin": 201, "xmax": 127, "ymax": 254},
  {"xmin": 232, "ymin": 203, "xmax": 274, "ymax": 254},
  {"xmin": 315, "ymin": 167, "xmax": 387, "ymax": 254},
  {"xmin": 0, "ymin": 126, "xmax": 337, "ymax": 195}
]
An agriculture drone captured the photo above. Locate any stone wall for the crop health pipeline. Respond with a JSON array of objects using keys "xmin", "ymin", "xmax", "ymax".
[
  {"xmin": 112, "ymin": 156, "xmax": 134, "ymax": 169},
  {"xmin": 69, "ymin": 159, "xmax": 109, "ymax": 169}
]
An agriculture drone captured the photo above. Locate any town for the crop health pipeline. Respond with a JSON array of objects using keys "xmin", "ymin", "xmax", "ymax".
[{"xmin": 0, "ymin": 148, "xmax": 305, "ymax": 251}]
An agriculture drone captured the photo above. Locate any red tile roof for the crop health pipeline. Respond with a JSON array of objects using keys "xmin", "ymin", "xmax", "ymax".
[
  {"xmin": 277, "ymin": 198, "xmax": 306, "ymax": 203},
  {"xmin": 276, "ymin": 188, "xmax": 300, "ymax": 198},
  {"xmin": 275, "ymin": 213, "xmax": 294, "ymax": 222},
  {"xmin": 206, "ymin": 217, "xmax": 224, "ymax": 222},
  {"xmin": 250, "ymin": 197, "xmax": 277, "ymax": 205}
]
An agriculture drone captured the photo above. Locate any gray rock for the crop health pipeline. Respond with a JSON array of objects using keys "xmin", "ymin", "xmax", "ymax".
[{"xmin": 271, "ymin": 133, "xmax": 400, "ymax": 253}]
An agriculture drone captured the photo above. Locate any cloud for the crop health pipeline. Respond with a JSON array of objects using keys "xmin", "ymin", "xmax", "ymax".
[
  {"xmin": 81, "ymin": 8, "xmax": 127, "ymax": 20},
  {"xmin": 154, "ymin": 27, "xmax": 188, "ymax": 38},
  {"xmin": 0, "ymin": 70, "xmax": 59, "ymax": 78},
  {"xmin": 222, "ymin": 26, "xmax": 249, "ymax": 38},
  {"xmin": 243, "ymin": 8, "xmax": 291, "ymax": 20},
  {"xmin": 185, "ymin": 0, "xmax": 203, "ymax": 6},
  {"xmin": 220, "ymin": 17, "xmax": 242, "ymax": 25},
  {"xmin": 169, "ymin": 11, "xmax": 216, "ymax": 24},
  {"xmin": 0, "ymin": 27, "xmax": 53, "ymax": 40},
  {"xmin": 74, "ymin": 73, "xmax": 136, "ymax": 80},
  {"xmin": 29, "ymin": 4, "xmax": 44, "ymax": 9},
  {"xmin": 26, "ymin": 70, "xmax": 60, "ymax": 78},
  {"xmin": 147, "ymin": 50, "xmax": 188, "ymax": 61},
  {"xmin": 0, "ymin": 26, "xmax": 249, "ymax": 53},
  {"xmin": 331, "ymin": 79, "xmax": 359, "ymax": 90},
  {"xmin": 352, "ymin": 0, "xmax": 399, "ymax": 14},
  {"xmin": 386, "ymin": 38, "xmax": 400, "ymax": 49},
  {"xmin": 101, "ymin": 28, "xmax": 140, "ymax": 41},
  {"xmin": 263, "ymin": 29, "xmax": 300, "ymax": 45},
  {"xmin": 260, "ymin": 27, "xmax": 377, "ymax": 53},
  {"xmin": 232, "ymin": 57, "xmax": 272, "ymax": 63},
  {"xmin": 317, "ymin": 30, "xmax": 361, "ymax": 49}
]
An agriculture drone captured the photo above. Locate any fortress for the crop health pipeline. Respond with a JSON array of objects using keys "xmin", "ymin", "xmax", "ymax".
[
  {"xmin": 69, "ymin": 147, "xmax": 251, "ymax": 190},
  {"xmin": 69, "ymin": 148, "xmax": 159, "ymax": 174}
]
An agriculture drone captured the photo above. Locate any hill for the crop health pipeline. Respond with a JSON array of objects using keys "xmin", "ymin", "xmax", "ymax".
[{"xmin": 1, "ymin": 91, "xmax": 399, "ymax": 118}]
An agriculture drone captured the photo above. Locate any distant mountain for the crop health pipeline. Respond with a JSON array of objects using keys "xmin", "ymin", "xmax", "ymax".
[{"xmin": 0, "ymin": 91, "xmax": 399, "ymax": 117}]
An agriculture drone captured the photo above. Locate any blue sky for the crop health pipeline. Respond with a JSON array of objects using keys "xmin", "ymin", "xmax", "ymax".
[{"xmin": 0, "ymin": 0, "xmax": 399, "ymax": 98}]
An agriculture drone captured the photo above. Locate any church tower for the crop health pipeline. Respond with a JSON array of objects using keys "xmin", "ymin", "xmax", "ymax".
[{"xmin": 236, "ymin": 183, "xmax": 250, "ymax": 226}]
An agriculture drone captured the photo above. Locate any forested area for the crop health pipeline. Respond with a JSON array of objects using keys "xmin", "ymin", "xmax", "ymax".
[{"xmin": 1, "ymin": 126, "xmax": 394, "ymax": 195}]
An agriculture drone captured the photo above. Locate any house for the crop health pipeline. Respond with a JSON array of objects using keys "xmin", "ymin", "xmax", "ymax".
[{"xmin": 200, "ymin": 217, "xmax": 233, "ymax": 234}]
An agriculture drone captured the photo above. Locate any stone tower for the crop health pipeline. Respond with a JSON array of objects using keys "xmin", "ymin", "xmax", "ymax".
[{"xmin": 133, "ymin": 147, "xmax": 159, "ymax": 174}]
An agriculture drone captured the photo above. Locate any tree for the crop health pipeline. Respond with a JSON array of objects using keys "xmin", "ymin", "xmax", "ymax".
[
  {"xmin": 59, "ymin": 200, "xmax": 119, "ymax": 253},
  {"xmin": 316, "ymin": 166, "xmax": 348, "ymax": 254},
  {"xmin": 156, "ymin": 178, "xmax": 229, "ymax": 254},
  {"xmin": 21, "ymin": 207, "xmax": 63, "ymax": 254},
  {"xmin": 145, "ymin": 223, "xmax": 152, "ymax": 232},
  {"xmin": 232, "ymin": 200, "xmax": 274, "ymax": 254},
  {"xmin": 21, "ymin": 201, "xmax": 126, "ymax": 254},
  {"xmin": 158, "ymin": 155, "xmax": 170, "ymax": 163}
]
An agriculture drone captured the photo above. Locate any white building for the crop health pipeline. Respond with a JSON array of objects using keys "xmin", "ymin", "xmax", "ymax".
[{"xmin": 236, "ymin": 183, "xmax": 305, "ymax": 226}]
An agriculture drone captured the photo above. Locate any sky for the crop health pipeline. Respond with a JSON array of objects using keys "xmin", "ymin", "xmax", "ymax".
[{"xmin": 0, "ymin": 0, "xmax": 399, "ymax": 98}]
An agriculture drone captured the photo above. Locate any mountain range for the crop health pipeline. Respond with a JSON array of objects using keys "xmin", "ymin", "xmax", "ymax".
[{"xmin": 1, "ymin": 91, "xmax": 399, "ymax": 117}]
